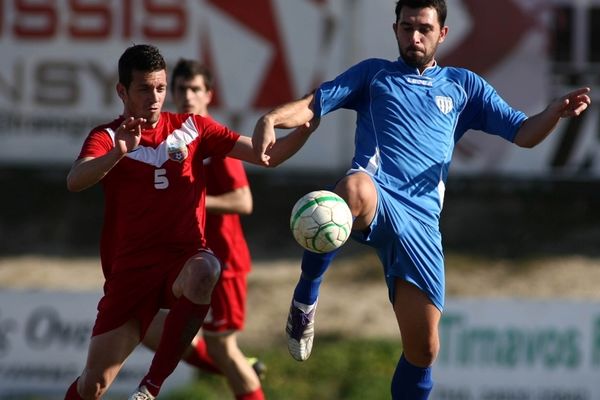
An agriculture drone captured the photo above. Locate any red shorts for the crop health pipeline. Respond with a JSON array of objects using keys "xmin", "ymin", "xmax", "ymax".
[
  {"xmin": 92, "ymin": 248, "xmax": 205, "ymax": 338},
  {"xmin": 202, "ymin": 274, "xmax": 247, "ymax": 334}
]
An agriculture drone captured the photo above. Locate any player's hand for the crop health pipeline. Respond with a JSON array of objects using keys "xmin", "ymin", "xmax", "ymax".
[
  {"xmin": 252, "ymin": 117, "xmax": 277, "ymax": 166},
  {"xmin": 552, "ymin": 87, "xmax": 591, "ymax": 118},
  {"xmin": 115, "ymin": 117, "xmax": 145, "ymax": 155}
]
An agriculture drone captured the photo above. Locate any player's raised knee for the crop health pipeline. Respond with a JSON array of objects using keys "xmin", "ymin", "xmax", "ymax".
[
  {"xmin": 335, "ymin": 173, "xmax": 376, "ymax": 230},
  {"xmin": 337, "ymin": 173, "xmax": 374, "ymax": 207},
  {"xmin": 182, "ymin": 254, "xmax": 221, "ymax": 299}
]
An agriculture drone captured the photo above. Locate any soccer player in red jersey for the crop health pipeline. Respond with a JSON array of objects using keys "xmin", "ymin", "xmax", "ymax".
[
  {"xmin": 140, "ymin": 59, "xmax": 266, "ymax": 400},
  {"xmin": 64, "ymin": 44, "xmax": 313, "ymax": 400}
]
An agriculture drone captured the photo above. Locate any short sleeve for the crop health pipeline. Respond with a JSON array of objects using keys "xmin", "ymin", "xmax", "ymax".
[
  {"xmin": 194, "ymin": 115, "xmax": 240, "ymax": 159},
  {"xmin": 78, "ymin": 129, "xmax": 115, "ymax": 159}
]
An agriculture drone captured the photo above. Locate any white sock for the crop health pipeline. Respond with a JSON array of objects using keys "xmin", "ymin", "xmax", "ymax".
[{"xmin": 293, "ymin": 299, "xmax": 317, "ymax": 313}]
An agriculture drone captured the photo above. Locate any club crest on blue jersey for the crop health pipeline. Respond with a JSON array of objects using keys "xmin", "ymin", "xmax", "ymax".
[
  {"xmin": 435, "ymin": 96, "xmax": 453, "ymax": 114},
  {"xmin": 167, "ymin": 137, "xmax": 188, "ymax": 163}
]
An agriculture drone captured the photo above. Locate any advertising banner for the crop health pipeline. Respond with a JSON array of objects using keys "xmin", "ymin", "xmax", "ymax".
[
  {"xmin": 433, "ymin": 298, "xmax": 600, "ymax": 400},
  {"xmin": 2, "ymin": 290, "xmax": 600, "ymax": 398},
  {"xmin": 0, "ymin": 0, "xmax": 598, "ymax": 176},
  {"xmin": 0, "ymin": 290, "xmax": 192, "ymax": 399}
]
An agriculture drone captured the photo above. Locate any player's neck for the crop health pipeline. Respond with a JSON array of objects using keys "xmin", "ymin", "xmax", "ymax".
[{"xmin": 120, "ymin": 113, "xmax": 161, "ymax": 129}]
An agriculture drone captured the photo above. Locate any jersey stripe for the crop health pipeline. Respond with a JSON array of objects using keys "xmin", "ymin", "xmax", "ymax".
[{"xmin": 106, "ymin": 116, "xmax": 200, "ymax": 167}]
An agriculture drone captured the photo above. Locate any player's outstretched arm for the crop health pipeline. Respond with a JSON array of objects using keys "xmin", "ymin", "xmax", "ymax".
[
  {"xmin": 205, "ymin": 186, "xmax": 253, "ymax": 215},
  {"xmin": 229, "ymin": 120, "xmax": 318, "ymax": 168},
  {"xmin": 514, "ymin": 87, "xmax": 591, "ymax": 148},
  {"xmin": 66, "ymin": 154, "xmax": 120, "ymax": 192},
  {"xmin": 265, "ymin": 119, "xmax": 319, "ymax": 166},
  {"xmin": 66, "ymin": 117, "xmax": 144, "ymax": 192},
  {"xmin": 252, "ymin": 93, "xmax": 316, "ymax": 165}
]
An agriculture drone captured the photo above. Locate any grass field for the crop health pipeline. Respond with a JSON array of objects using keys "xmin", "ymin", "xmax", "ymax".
[
  {"xmin": 5, "ymin": 337, "xmax": 399, "ymax": 400},
  {"xmin": 165, "ymin": 337, "xmax": 402, "ymax": 400}
]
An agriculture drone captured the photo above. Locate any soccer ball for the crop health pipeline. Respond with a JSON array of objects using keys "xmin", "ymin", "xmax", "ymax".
[{"xmin": 290, "ymin": 190, "xmax": 353, "ymax": 253}]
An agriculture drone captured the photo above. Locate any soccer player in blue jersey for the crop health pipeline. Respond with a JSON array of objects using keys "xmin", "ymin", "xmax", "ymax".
[{"xmin": 251, "ymin": 0, "xmax": 591, "ymax": 398}]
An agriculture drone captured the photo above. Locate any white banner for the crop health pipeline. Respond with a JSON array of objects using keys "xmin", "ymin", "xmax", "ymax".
[
  {"xmin": 0, "ymin": 0, "xmax": 598, "ymax": 176},
  {"xmin": 433, "ymin": 298, "xmax": 600, "ymax": 400},
  {"xmin": 2, "ymin": 290, "xmax": 600, "ymax": 398},
  {"xmin": 0, "ymin": 290, "xmax": 192, "ymax": 399}
]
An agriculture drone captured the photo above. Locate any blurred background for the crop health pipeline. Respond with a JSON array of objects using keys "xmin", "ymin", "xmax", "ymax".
[
  {"xmin": 1, "ymin": 0, "xmax": 599, "ymax": 258},
  {"xmin": 1, "ymin": 0, "xmax": 600, "ymax": 399}
]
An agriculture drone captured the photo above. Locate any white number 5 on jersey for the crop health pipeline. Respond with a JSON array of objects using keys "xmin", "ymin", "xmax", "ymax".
[{"xmin": 154, "ymin": 168, "xmax": 169, "ymax": 189}]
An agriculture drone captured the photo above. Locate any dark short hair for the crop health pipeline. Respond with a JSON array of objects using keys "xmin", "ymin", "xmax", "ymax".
[
  {"xmin": 170, "ymin": 59, "xmax": 214, "ymax": 93},
  {"xmin": 395, "ymin": 0, "xmax": 447, "ymax": 26},
  {"xmin": 118, "ymin": 44, "xmax": 167, "ymax": 89}
]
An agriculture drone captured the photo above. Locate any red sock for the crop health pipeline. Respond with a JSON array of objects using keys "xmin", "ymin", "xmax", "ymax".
[
  {"xmin": 64, "ymin": 378, "xmax": 83, "ymax": 400},
  {"xmin": 141, "ymin": 296, "xmax": 209, "ymax": 397},
  {"xmin": 183, "ymin": 338, "xmax": 222, "ymax": 374},
  {"xmin": 236, "ymin": 387, "xmax": 265, "ymax": 400}
]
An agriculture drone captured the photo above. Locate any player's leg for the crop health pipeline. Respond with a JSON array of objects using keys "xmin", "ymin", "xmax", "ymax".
[
  {"xmin": 205, "ymin": 333, "xmax": 264, "ymax": 399},
  {"xmin": 142, "ymin": 310, "xmax": 222, "ymax": 374},
  {"xmin": 135, "ymin": 251, "xmax": 221, "ymax": 398},
  {"xmin": 391, "ymin": 278, "xmax": 440, "ymax": 400},
  {"xmin": 293, "ymin": 172, "xmax": 376, "ymax": 303},
  {"xmin": 204, "ymin": 274, "xmax": 265, "ymax": 399},
  {"xmin": 65, "ymin": 319, "xmax": 141, "ymax": 399},
  {"xmin": 287, "ymin": 171, "xmax": 377, "ymax": 361}
]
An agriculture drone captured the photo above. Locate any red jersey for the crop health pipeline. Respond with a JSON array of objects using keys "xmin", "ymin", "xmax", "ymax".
[
  {"xmin": 78, "ymin": 112, "xmax": 239, "ymax": 272},
  {"xmin": 204, "ymin": 156, "xmax": 251, "ymax": 278}
]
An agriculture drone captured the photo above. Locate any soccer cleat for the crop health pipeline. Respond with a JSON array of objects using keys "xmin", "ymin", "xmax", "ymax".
[
  {"xmin": 128, "ymin": 385, "xmax": 156, "ymax": 400},
  {"xmin": 285, "ymin": 300, "xmax": 317, "ymax": 361},
  {"xmin": 247, "ymin": 357, "xmax": 267, "ymax": 380}
]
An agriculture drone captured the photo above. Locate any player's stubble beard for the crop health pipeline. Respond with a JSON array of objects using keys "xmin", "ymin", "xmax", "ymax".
[{"xmin": 400, "ymin": 43, "xmax": 438, "ymax": 71}]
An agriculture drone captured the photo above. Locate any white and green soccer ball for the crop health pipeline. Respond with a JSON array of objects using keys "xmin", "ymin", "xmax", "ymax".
[{"xmin": 290, "ymin": 190, "xmax": 353, "ymax": 253}]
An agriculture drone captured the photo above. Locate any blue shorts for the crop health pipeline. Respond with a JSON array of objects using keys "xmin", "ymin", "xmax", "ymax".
[{"xmin": 350, "ymin": 175, "xmax": 445, "ymax": 311}]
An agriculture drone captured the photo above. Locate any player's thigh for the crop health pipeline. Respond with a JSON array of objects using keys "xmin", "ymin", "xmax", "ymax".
[
  {"xmin": 334, "ymin": 171, "xmax": 377, "ymax": 230},
  {"xmin": 80, "ymin": 319, "xmax": 141, "ymax": 394},
  {"xmin": 172, "ymin": 250, "xmax": 221, "ymax": 301},
  {"xmin": 392, "ymin": 278, "xmax": 441, "ymax": 366}
]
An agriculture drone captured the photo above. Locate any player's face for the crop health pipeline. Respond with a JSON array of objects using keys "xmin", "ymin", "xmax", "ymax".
[
  {"xmin": 393, "ymin": 6, "xmax": 447, "ymax": 72},
  {"xmin": 172, "ymin": 75, "xmax": 213, "ymax": 117},
  {"xmin": 119, "ymin": 69, "xmax": 167, "ymax": 126}
]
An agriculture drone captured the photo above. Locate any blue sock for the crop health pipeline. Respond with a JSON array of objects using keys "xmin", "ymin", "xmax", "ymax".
[
  {"xmin": 391, "ymin": 354, "xmax": 433, "ymax": 400},
  {"xmin": 293, "ymin": 248, "xmax": 339, "ymax": 305}
]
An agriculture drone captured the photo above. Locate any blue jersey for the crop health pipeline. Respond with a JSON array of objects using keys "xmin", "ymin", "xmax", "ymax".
[{"xmin": 314, "ymin": 57, "xmax": 527, "ymax": 226}]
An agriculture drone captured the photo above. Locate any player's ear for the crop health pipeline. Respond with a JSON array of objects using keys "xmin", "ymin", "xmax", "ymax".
[
  {"xmin": 206, "ymin": 90, "xmax": 214, "ymax": 105},
  {"xmin": 438, "ymin": 25, "xmax": 448, "ymax": 44},
  {"xmin": 116, "ymin": 83, "xmax": 127, "ymax": 102}
]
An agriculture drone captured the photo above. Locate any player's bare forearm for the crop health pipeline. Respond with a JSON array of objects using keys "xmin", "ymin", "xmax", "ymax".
[
  {"xmin": 231, "ymin": 119, "xmax": 317, "ymax": 167},
  {"xmin": 266, "ymin": 119, "xmax": 319, "ymax": 167},
  {"xmin": 514, "ymin": 113, "xmax": 560, "ymax": 148},
  {"xmin": 252, "ymin": 93, "xmax": 316, "ymax": 165},
  {"xmin": 67, "ymin": 119, "xmax": 144, "ymax": 191},
  {"xmin": 205, "ymin": 186, "xmax": 253, "ymax": 215},
  {"xmin": 263, "ymin": 92, "xmax": 316, "ymax": 129},
  {"xmin": 66, "ymin": 149, "xmax": 125, "ymax": 192},
  {"xmin": 514, "ymin": 87, "xmax": 591, "ymax": 148}
]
